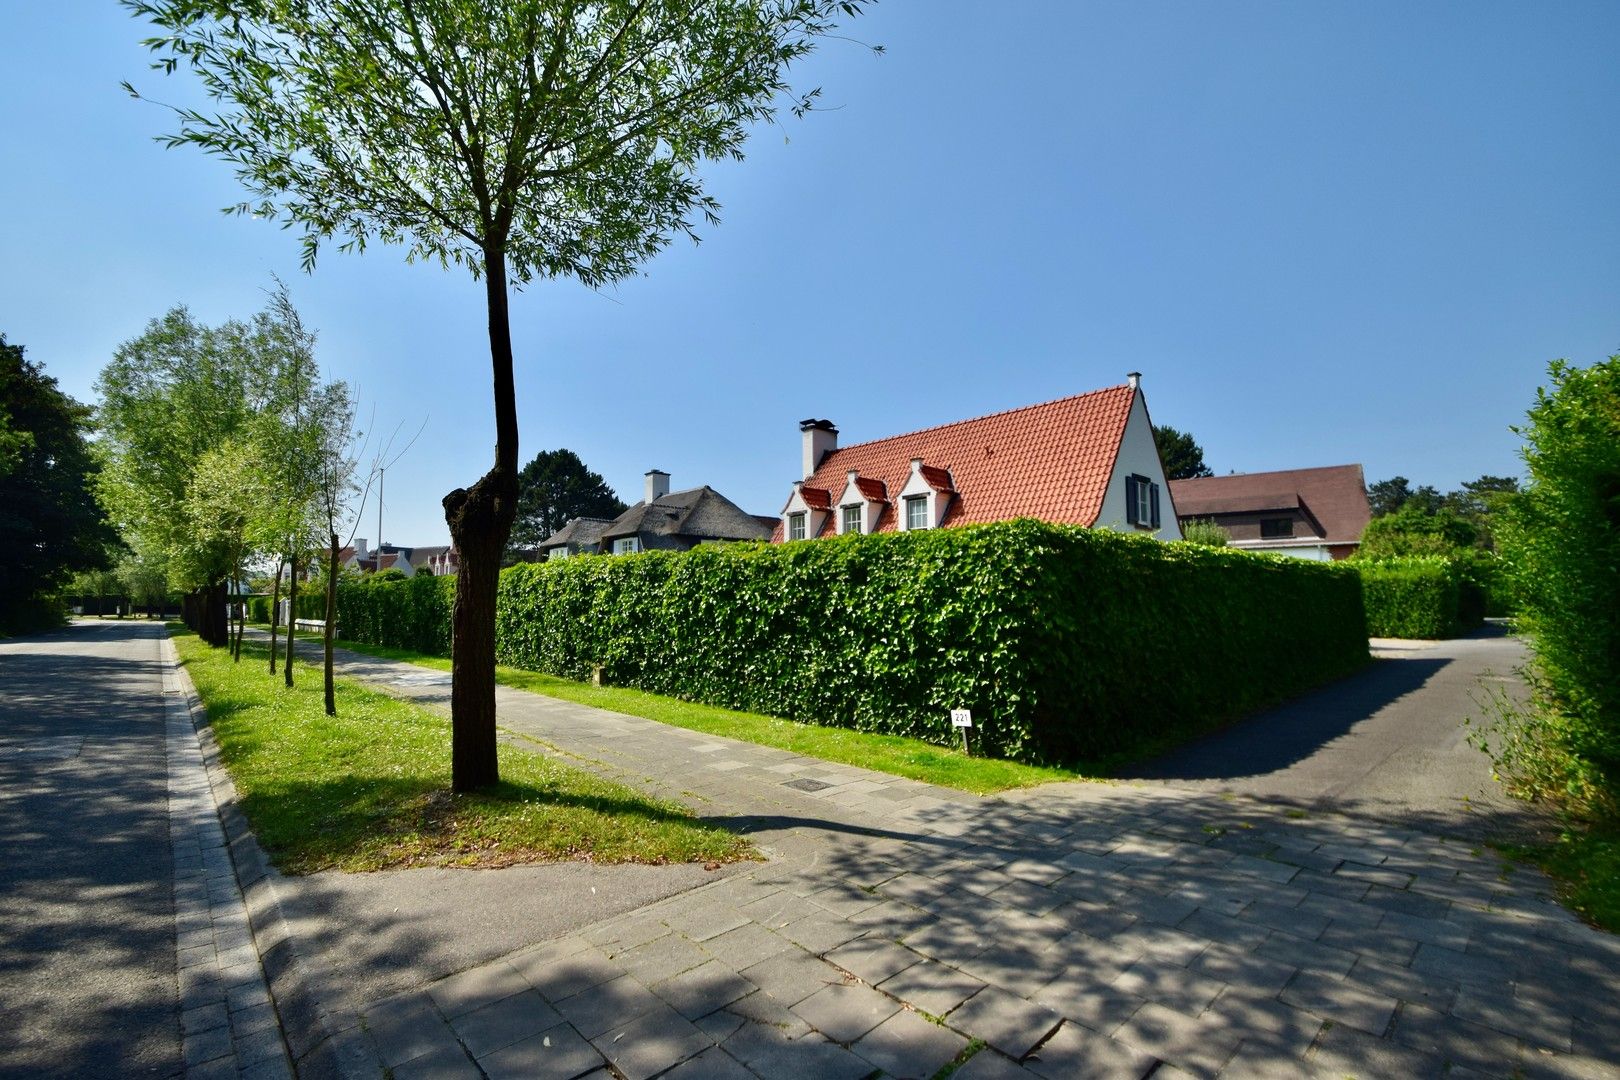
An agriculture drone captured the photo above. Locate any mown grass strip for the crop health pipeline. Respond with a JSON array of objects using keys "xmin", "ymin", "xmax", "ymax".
[
  {"xmin": 175, "ymin": 627, "xmax": 754, "ymax": 874},
  {"xmin": 279, "ymin": 629, "xmax": 1090, "ymax": 795}
]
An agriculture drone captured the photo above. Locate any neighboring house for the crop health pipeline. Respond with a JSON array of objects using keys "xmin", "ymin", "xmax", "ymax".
[
  {"xmin": 1169, "ymin": 464, "xmax": 1372, "ymax": 561},
  {"xmin": 405, "ymin": 545, "xmax": 451, "ymax": 576},
  {"xmin": 776, "ymin": 374, "xmax": 1181, "ymax": 542},
  {"xmin": 588, "ymin": 470, "xmax": 772, "ymax": 554},
  {"xmin": 541, "ymin": 517, "xmax": 613, "ymax": 560}
]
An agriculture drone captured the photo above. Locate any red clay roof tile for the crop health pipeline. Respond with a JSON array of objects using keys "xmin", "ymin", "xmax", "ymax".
[{"xmin": 792, "ymin": 385, "xmax": 1136, "ymax": 535}]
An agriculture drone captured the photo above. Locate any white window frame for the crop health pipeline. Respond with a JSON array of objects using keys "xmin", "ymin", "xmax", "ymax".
[
  {"xmin": 840, "ymin": 504, "xmax": 862, "ymax": 535},
  {"xmin": 548, "ymin": 546, "xmax": 570, "ymax": 560},
  {"xmin": 788, "ymin": 512, "xmax": 807, "ymax": 541},
  {"xmin": 904, "ymin": 494, "xmax": 929, "ymax": 531},
  {"xmin": 612, "ymin": 536, "xmax": 641, "ymax": 555}
]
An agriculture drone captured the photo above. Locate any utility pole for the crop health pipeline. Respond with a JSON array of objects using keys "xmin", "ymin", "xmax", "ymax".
[{"xmin": 377, "ymin": 466, "xmax": 384, "ymax": 552}]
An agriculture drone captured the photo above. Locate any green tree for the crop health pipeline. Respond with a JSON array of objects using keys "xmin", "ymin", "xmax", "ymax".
[
  {"xmin": 1358, "ymin": 502, "xmax": 1479, "ymax": 559},
  {"xmin": 129, "ymin": 0, "xmax": 874, "ymax": 791},
  {"xmin": 0, "ymin": 336, "xmax": 117, "ymax": 633},
  {"xmin": 1498, "ymin": 355, "xmax": 1620, "ymax": 803},
  {"xmin": 510, "ymin": 449, "xmax": 626, "ymax": 555},
  {"xmin": 1178, "ymin": 519, "xmax": 1229, "ymax": 548},
  {"xmin": 1366, "ymin": 476, "xmax": 1445, "ymax": 518},
  {"xmin": 1153, "ymin": 425, "xmax": 1213, "ymax": 481}
]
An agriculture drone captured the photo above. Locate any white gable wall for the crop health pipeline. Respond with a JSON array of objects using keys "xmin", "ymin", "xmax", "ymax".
[{"xmin": 1094, "ymin": 391, "xmax": 1182, "ymax": 540}]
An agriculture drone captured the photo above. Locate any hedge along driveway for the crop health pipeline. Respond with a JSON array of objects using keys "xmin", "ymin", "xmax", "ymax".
[{"xmin": 483, "ymin": 520, "xmax": 1370, "ymax": 766}]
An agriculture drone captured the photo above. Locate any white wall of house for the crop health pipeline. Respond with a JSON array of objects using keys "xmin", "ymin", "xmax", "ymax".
[
  {"xmin": 781, "ymin": 485, "xmax": 829, "ymax": 540},
  {"xmin": 896, "ymin": 460, "xmax": 952, "ymax": 531},
  {"xmin": 1094, "ymin": 391, "xmax": 1183, "ymax": 540},
  {"xmin": 1229, "ymin": 540, "xmax": 1333, "ymax": 561}
]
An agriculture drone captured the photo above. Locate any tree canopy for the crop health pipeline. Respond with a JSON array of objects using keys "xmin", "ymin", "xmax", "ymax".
[
  {"xmin": 128, "ymin": 0, "xmax": 875, "ymax": 790},
  {"xmin": 1153, "ymin": 425, "xmax": 1213, "ymax": 481},
  {"xmin": 0, "ymin": 335, "xmax": 117, "ymax": 632},
  {"xmin": 511, "ymin": 449, "xmax": 626, "ymax": 554}
]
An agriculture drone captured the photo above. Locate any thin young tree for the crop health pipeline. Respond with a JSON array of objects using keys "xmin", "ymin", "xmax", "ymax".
[
  {"xmin": 311, "ymin": 381, "xmax": 362, "ymax": 716},
  {"xmin": 128, "ymin": 0, "xmax": 875, "ymax": 790}
]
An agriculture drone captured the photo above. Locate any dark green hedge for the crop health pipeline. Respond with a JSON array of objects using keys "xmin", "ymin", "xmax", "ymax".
[
  {"xmin": 1356, "ymin": 557, "xmax": 1485, "ymax": 639},
  {"xmin": 247, "ymin": 589, "xmax": 329, "ymax": 624},
  {"xmin": 335, "ymin": 572, "xmax": 454, "ymax": 655},
  {"xmin": 491, "ymin": 520, "xmax": 1368, "ymax": 764}
]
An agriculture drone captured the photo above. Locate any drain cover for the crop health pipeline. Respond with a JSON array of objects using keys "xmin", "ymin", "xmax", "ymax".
[{"xmin": 783, "ymin": 777, "xmax": 832, "ymax": 793}]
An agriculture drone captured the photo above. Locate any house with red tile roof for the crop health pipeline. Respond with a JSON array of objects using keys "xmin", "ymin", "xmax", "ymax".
[
  {"xmin": 776, "ymin": 374, "xmax": 1181, "ymax": 543},
  {"xmin": 1169, "ymin": 464, "xmax": 1372, "ymax": 560}
]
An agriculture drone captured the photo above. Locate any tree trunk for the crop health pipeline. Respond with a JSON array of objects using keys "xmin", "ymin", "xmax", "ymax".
[
  {"xmin": 269, "ymin": 556, "xmax": 284, "ymax": 675},
  {"xmin": 284, "ymin": 554, "xmax": 298, "ymax": 687},
  {"xmin": 442, "ymin": 246, "xmax": 520, "ymax": 793},
  {"xmin": 324, "ymin": 532, "xmax": 339, "ymax": 716}
]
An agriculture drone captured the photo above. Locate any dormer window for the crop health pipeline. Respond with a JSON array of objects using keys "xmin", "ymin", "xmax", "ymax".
[
  {"xmin": 905, "ymin": 495, "xmax": 929, "ymax": 531},
  {"xmin": 788, "ymin": 512, "xmax": 807, "ymax": 541},
  {"xmin": 841, "ymin": 504, "xmax": 862, "ymax": 535}
]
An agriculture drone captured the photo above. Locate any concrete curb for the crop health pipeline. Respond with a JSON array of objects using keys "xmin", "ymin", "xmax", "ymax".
[{"xmin": 168, "ymin": 635, "xmax": 381, "ymax": 1079}]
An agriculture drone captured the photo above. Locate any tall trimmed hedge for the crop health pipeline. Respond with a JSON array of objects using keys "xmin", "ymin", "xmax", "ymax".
[
  {"xmin": 491, "ymin": 521, "xmax": 1367, "ymax": 764},
  {"xmin": 1356, "ymin": 557, "xmax": 1484, "ymax": 639},
  {"xmin": 335, "ymin": 572, "xmax": 455, "ymax": 655}
]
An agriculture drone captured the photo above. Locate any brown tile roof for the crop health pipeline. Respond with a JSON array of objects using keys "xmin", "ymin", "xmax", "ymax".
[
  {"xmin": 799, "ymin": 486, "xmax": 832, "ymax": 511},
  {"xmin": 1170, "ymin": 464, "xmax": 1372, "ymax": 544},
  {"xmin": 853, "ymin": 477, "xmax": 888, "ymax": 503},
  {"xmin": 794, "ymin": 384, "xmax": 1137, "ymax": 534},
  {"xmin": 919, "ymin": 465, "xmax": 956, "ymax": 493}
]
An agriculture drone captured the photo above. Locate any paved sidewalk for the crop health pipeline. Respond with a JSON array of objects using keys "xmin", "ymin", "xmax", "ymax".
[{"xmin": 269, "ymin": 638, "xmax": 1620, "ymax": 1079}]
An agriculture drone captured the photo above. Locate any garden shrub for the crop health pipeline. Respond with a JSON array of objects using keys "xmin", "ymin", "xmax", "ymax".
[
  {"xmin": 335, "ymin": 571, "xmax": 454, "ymax": 655},
  {"xmin": 1356, "ymin": 558, "xmax": 1465, "ymax": 638},
  {"xmin": 488, "ymin": 520, "xmax": 1367, "ymax": 765},
  {"xmin": 1497, "ymin": 355, "xmax": 1620, "ymax": 800}
]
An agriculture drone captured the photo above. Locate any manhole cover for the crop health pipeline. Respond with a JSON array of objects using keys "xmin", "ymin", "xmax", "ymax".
[{"xmin": 783, "ymin": 777, "xmax": 832, "ymax": 793}]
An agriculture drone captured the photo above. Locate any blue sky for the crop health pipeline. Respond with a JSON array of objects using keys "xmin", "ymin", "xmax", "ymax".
[{"xmin": 3, "ymin": 3, "xmax": 1616, "ymax": 546}]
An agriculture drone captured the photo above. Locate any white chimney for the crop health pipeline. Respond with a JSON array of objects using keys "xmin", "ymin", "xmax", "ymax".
[
  {"xmin": 800, "ymin": 418, "xmax": 838, "ymax": 480},
  {"xmin": 644, "ymin": 469, "xmax": 670, "ymax": 503},
  {"xmin": 1127, "ymin": 371, "xmax": 1142, "ymax": 390},
  {"xmin": 354, "ymin": 537, "xmax": 369, "ymax": 559}
]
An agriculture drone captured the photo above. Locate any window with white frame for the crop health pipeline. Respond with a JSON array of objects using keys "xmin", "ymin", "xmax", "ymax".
[
  {"xmin": 548, "ymin": 546, "xmax": 569, "ymax": 560},
  {"xmin": 788, "ymin": 512, "xmax": 807, "ymax": 541},
  {"xmin": 904, "ymin": 494, "xmax": 929, "ymax": 531},
  {"xmin": 840, "ymin": 504, "xmax": 862, "ymax": 535},
  {"xmin": 612, "ymin": 536, "xmax": 640, "ymax": 555}
]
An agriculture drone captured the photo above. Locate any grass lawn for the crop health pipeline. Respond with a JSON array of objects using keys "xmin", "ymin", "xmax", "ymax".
[
  {"xmin": 174, "ymin": 627, "xmax": 754, "ymax": 874},
  {"xmin": 275, "ymin": 629, "xmax": 1089, "ymax": 795}
]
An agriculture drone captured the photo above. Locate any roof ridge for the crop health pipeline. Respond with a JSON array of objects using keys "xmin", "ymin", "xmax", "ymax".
[{"xmin": 825, "ymin": 383, "xmax": 1132, "ymax": 457}]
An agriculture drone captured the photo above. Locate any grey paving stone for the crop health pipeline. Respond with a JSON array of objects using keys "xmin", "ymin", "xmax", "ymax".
[
  {"xmin": 1310, "ymin": 1018, "xmax": 1446, "ymax": 1077},
  {"xmin": 366, "ymin": 1007, "xmax": 462, "ymax": 1070},
  {"xmin": 704, "ymin": 921, "xmax": 795, "ymax": 969},
  {"xmin": 1112, "ymin": 958, "xmax": 1228, "ymax": 1016},
  {"xmin": 657, "ymin": 1045, "xmax": 756, "ymax": 1080},
  {"xmin": 590, "ymin": 1001, "xmax": 712, "ymax": 1080},
  {"xmin": 1254, "ymin": 930, "xmax": 1358, "ymax": 976},
  {"xmin": 850, "ymin": 1006, "xmax": 968, "ymax": 1079},
  {"xmin": 723, "ymin": 989, "xmax": 816, "ymax": 1039},
  {"xmin": 612, "ymin": 931, "xmax": 711, "ymax": 985},
  {"xmin": 824, "ymin": 936, "xmax": 922, "ymax": 985},
  {"xmin": 1113, "ymin": 1002, "xmax": 1241, "ymax": 1077},
  {"xmin": 1022, "ymin": 1020, "xmax": 1157, "ymax": 1080},
  {"xmin": 650, "ymin": 960, "xmax": 757, "ymax": 1020},
  {"xmin": 951, "ymin": 1047, "xmax": 1039, "ymax": 1078},
  {"xmin": 1187, "ymin": 944, "xmax": 1296, "ymax": 999},
  {"xmin": 451, "ymin": 989, "xmax": 564, "ymax": 1059},
  {"xmin": 740, "ymin": 946, "xmax": 841, "ymax": 1007},
  {"xmin": 1452, "ymin": 987, "xmax": 1574, "ymax": 1053},
  {"xmin": 552, "ymin": 974, "xmax": 664, "ymax": 1039},
  {"xmin": 1343, "ymin": 956, "xmax": 1459, "ymax": 1012},
  {"xmin": 391, "ymin": 1042, "xmax": 481, "ymax": 1079},
  {"xmin": 666, "ymin": 902, "xmax": 752, "ymax": 943},
  {"xmin": 182, "ymin": 1002, "xmax": 231, "ymax": 1037},
  {"xmin": 1378, "ymin": 910, "xmax": 1473, "ymax": 950},
  {"xmin": 1362, "ymin": 884, "xmax": 1451, "ymax": 920},
  {"xmin": 527, "ymin": 950, "xmax": 624, "ymax": 1003},
  {"xmin": 878, "ymin": 958, "xmax": 987, "ymax": 1017},
  {"xmin": 237, "ymin": 1054, "xmax": 295, "ymax": 1080},
  {"xmin": 948, "ymin": 985, "xmax": 1062, "ymax": 1059},
  {"xmin": 1278, "ymin": 970, "xmax": 1397, "ymax": 1036},
  {"xmin": 429, "ymin": 960, "xmax": 532, "ymax": 1019},
  {"xmin": 478, "ymin": 1021, "xmax": 607, "ymax": 1080},
  {"xmin": 1316, "ymin": 922, "xmax": 1421, "ymax": 966},
  {"xmin": 1237, "ymin": 900, "xmax": 1328, "ymax": 940},
  {"xmin": 231, "ymin": 1026, "xmax": 288, "ymax": 1068},
  {"xmin": 229, "ymin": 1001, "xmax": 279, "ymax": 1037},
  {"xmin": 182, "ymin": 1025, "xmax": 234, "ymax": 1068},
  {"xmin": 1411, "ymin": 942, "xmax": 1512, "ymax": 986},
  {"xmin": 781, "ymin": 912, "xmax": 867, "ymax": 954},
  {"xmin": 743, "ymin": 1034, "xmax": 876, "ymax": 1080},
  {"xmin": 792, "ymin": 982, "xmax": 901, "ymax": 1044}
]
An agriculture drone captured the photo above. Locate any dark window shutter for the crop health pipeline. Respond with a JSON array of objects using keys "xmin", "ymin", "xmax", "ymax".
[
  {"xmin": 1125, "ymin": 474, "xmax": 1140, "ymax": 525},
  {"xmin": 1150, "ymin": 482, "xmax": 1161, "ymax": 529}
]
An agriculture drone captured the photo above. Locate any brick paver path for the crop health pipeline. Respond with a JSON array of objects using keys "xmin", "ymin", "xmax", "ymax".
[{"xmin": 287, "ymin": 641, "xmax": 1620, "ymax": 1077}]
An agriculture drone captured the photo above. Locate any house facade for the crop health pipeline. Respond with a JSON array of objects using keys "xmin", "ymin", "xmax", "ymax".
[
  {"xmin": 776, "ymin": 375, "xmax": 1182, "ymax": 542},
  {"xmin": 1169, "ymin": 464, "xmax": 1372, "ymax": 560},
  {"xmin": 546, "ymin": 471, "xmax": 772, "ymax": 558}
]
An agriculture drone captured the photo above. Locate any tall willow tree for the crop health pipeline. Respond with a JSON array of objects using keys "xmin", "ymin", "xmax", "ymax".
[{"xmin": 127, "ymin": 0, "xmax": 874, "ymax": 791}]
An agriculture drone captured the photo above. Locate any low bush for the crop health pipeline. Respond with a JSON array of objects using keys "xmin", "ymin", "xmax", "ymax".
[{"xmin": 1356, "ymin": 557, "xmax": 1466, "ymax": 638}]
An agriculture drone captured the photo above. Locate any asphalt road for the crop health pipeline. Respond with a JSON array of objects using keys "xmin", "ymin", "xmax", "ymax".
[
  {"xmin": 1118, "ymin": 625, "xmax": 1537, "ymax": 841},
  {"xmin": 0, "ymin": 620, "xmax": 181, "ymax": 1079}
]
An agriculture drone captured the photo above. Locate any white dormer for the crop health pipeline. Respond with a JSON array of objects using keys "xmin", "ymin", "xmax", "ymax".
[
  {"xmin": 781, "ymin": 480, "xmax": 832, "ymax": 541},
  {"xmin": 896, "ymin": 458, "xmax": 955, "ymax": 531},
  {"xmin": 834, "ymin": 469, "xmax": 887, "ymax": 535}
]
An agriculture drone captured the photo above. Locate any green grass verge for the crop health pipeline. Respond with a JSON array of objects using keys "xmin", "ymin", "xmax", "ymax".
[
  {"xmin": 275, "ymin": 629, "xmax": 1088, "ymax": 795},
  {"xmin": 175, "ymin": 627, "xmax": 754, "ymax": 874},
  {"xmin": 1503, "ymin": 825, "xmax": 1620, "ymax": 933}
]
